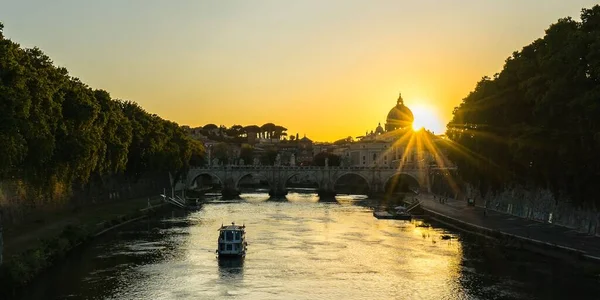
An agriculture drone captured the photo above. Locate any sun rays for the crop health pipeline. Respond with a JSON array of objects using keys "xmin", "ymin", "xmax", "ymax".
[
  {"xmin": 381, "ymin": 128, "xmax": 462, "ymax": 197},
  {"xmin": 408, "ymin": 103, "xmax": 441, "ymax": 133}
]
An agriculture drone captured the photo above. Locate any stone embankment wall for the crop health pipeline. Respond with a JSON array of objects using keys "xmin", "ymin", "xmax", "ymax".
[
  {"xmin": 0, "ymin": 172, "xmax": 171, "ymax": 227},
  {"xmin": 467, "ymin": 184, "xmax": 600, "ymax": 235}
]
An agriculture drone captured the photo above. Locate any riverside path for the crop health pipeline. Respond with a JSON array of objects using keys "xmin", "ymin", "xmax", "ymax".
[{"xmin": 418, "ymin": 194, "xmax": 600, "ymax": 262}]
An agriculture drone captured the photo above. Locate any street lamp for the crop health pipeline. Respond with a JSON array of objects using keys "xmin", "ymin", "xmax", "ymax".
[{"xmin": 207, "ymin": 144, "xmax": 213, "ymax": 167}]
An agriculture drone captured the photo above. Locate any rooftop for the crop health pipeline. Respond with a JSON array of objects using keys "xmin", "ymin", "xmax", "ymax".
[{"xmin": 219, "ymin": 222, "xmax": 246, "ymax": 231}]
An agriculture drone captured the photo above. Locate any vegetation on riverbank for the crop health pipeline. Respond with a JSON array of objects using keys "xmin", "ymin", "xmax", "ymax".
[
  {"xmin": 446, "ymin": 5, "xmax": 600, "ymax": 208},
  {"xmin": 0, "ymin": 196, "xmax": 165, "ymax": 295},
  {"xmin": 0, "ymin": 22, "xmax": 204, "ymax": 225}
]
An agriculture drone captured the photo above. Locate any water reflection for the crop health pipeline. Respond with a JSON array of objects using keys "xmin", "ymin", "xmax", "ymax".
[
  {"xmin": 218, "ymin": 257, "xmax": 245, "ymax": 279},
  {"xmin": 12, "ymin": 192, "xmax": 600, "ymax": 300}
]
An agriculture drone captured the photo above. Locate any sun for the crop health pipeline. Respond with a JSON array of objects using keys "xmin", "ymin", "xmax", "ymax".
[
  {"xmin": 412, "ymin": 121, "xmax": 425, "ymax": 131},
  {"xmin": 410, "ymin": 104, "xmax": 438, "ymax": 132}
]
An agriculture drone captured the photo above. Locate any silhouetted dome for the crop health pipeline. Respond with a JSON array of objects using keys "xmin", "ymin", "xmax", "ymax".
[
  {"xmin": 375, "ymin": 122, "xmax": 384, "ymax": 134},
  {"xmin": 385, "ymin": 93, "xmax": 414, "ymax": 131},
  {"xmin": 300, "ymin": 134, "xmax": 312, "ymax": 143}
]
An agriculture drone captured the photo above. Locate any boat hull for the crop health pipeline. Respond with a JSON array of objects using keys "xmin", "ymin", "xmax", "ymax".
[
  {"xmin": 217, "ymin": 252, "xmax": 246, "ymax": 259},
  {"xmin": 373, "ymin": 211, "xmax": 412, "ymax": 220}
]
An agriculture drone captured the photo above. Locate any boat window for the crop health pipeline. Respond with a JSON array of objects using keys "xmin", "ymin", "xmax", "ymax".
[
  {"xmin": 226, "ymin": 231, "xmax": 233, "ymax": 241},
  {"xmin": 235, "ymin": 231, "xmax": 241, "ymax": 240},
  {"xmin": 226, "ymin": 244, "xmax": 232, "ymax": 251}
]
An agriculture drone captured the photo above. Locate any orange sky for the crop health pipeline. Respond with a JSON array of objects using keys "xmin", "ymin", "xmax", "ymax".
[{"xmin": 1, "ymin": 1, "xmax": 597, "ymax": 141}]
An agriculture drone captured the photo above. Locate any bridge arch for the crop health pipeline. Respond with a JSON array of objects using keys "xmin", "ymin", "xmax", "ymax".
[
  {"xmin": 190, "ymin": 172, "xmax": 224, "ymax": 190},
  {"xmin": 384, "ymin": 172, "xmax": 420, "ymax": 194},
  {"xmin": 235, "ymin": 172, "xmax": 273, "ymax": 190},
  {"xmin": 333, "ymin": 172, "xmax": 371, "ymax": 194},
  {"xmin": 284, "ymin": 172, "xmax": 320, "ymax": 189}
]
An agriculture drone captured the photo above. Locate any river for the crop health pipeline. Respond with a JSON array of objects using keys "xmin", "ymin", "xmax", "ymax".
[{"xmin": 13, "ymin": 192, "xmax": 600, "ymax": 300}]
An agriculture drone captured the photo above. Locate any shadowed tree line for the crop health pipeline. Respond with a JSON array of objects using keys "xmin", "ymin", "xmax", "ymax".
[
  {"xmin": 192, "ymin": 123, "xmax": 288, "ymax": 143},
  {"xmin": 313, "ymin": 152, "xmax": 341, "ymax": 166},
  {"xmin": 0, "ymin": 22, "xmax": 204, "ymax": 222},
  {"xmin": 446, "ymin": 6, "xmax": 600, "ymax": 208}
]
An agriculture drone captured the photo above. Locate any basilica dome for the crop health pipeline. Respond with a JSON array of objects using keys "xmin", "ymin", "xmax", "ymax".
[{"xmin": 385, "ymin": 93, "xmax": 414, "ymax": 131}]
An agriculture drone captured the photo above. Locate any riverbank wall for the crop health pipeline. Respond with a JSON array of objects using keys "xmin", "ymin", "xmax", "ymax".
[
  {"xmin": 430, "ymin": 174, "xmax": 600, "ymax": 236},
  {"xmin": 420, "ymin": 203, "xmax": 600, "ymax": 270},
  {"xmin": 0, "ymin": 195, "xmax": 170, "ymax": 297},
  {"xmin": 470, "ymin": 185, "xmax": 600, "ymax": 236},
  {"xmin": 0, "ymin": 172, "xmax": 172, "ymax": 228}
]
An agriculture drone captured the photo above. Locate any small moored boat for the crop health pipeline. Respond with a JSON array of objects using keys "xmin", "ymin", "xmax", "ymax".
[
  {"xmin": 373, "ymin": 206, "xmax": 412, "ymax": 220},
  {"xmin": 216, "ymin": 222, "xmax": 247, "ymax": 258}
]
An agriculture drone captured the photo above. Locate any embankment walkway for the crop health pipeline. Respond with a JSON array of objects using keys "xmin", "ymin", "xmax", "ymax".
[
  {"xmin": 3, "ymin": 195, "xmax": 164, "ymax": 257},
  {"xmin": 419, "ymin": 194, "xmax": 600, "ymax": 261}
]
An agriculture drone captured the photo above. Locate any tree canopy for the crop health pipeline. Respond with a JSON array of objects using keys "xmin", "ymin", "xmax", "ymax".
[
  {"xmin": 313, "ymin": 152, "xmax": 341, "ymax": 166},
  {"xmin": 446, "ymin": 5, "xmax": 600, "ymax": 208},
  {"xmin": 0, "ymin": 23, "xmax": 204, "ymax": 198}
]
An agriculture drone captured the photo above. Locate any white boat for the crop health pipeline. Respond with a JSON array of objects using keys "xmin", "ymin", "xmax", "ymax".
[{"xmin": 216, "ymin": 222, "xmax": 247, "ymax": 258}]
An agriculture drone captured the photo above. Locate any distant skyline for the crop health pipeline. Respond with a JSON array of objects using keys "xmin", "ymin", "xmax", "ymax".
[{"xmin": 1, "ymin": 0, "xmax": 597, "ymax": 141}]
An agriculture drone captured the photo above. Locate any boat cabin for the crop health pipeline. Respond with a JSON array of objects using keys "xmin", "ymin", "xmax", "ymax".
[{"xmin": 217, "ymin": 222, "xmax": 247, "ymax": 258}]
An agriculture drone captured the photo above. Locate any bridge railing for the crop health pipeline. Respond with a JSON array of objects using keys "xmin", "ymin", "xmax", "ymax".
[{"xmin": 192, "ymin": 164, "xmax": 443, "ymax": 171}]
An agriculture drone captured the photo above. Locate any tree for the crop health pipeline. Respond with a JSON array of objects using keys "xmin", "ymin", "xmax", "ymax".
[
  {"xmin": 226, "ymin": 124, "xmax": 244, "ymax": 138},
  {"xmin": 447, "ymin": 5, "xmax": 600, "ymax": 208},
  {"xmin": 203, "ymin": 123, "xmax": 218, "ymax": 131},
  {"xmin": 260, "ymin": 123, "xmax": 276, "ymax": 139},
  {"xmin": 273, "ymin": 125, "xmax": 287, "ymax": 140},
  {"xmin": 244, "ymin": 125, "xmax": 260, "ymax": 140},
  {"xmin": 0, "ymin": 21, "xmax": 206, "ymax": 216},
  {"xmin": 239, "ymin": 144, "xmax": 254, "ymax": 165},
  {"xmin": 260, "ymin": 148, "xmax": 278, "ymax": 165},
  {"xmin": 313, "ymin": 152, "xmax": 341, "ymax": 166},
  {"xmin": 188, "ymin": 139, "xmax": 206, "ymax": 167}
]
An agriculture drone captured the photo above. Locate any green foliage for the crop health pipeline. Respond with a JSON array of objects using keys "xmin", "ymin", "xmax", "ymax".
[
  {"xmin": 226, "ymin": 124, "xmax": 244, "ymax": 138},
  {"xmin": 0, "ymin": 23, "xmax": 204, "ymax": 201},
  {"xmin": 258, "ymin": 123, "xmax": 286, "ymax": 140},
  {"xmin": 239, "ymin": 144, "xmax": 254, "ymax": 165},
  {"xmin": 313, "ymin": 152, "xmax": 341, "ymax": 166},
  {"xmin": 188, "ymin": 138, "xmax": 206, "ymax": 167},
  {"xmin": 260, "ymin": 148, "xmax": 279, "ymax": 165},
  {"xmin": 212, "ymin": 142, "xmax": 232, "ymax": 164},
  {"xmin": 0, "ymin": 224, "xmax": 91, "ymax": 291},
  {"xmin": 447, "ymin": 5, "xmax": 600, "ymax": 207}
]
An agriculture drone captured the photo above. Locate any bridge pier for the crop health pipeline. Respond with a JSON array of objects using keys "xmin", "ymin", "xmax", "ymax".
[
  {"xmin": 367, "ymin": 182, "xmax": 385, "ymax": 198},
  {"xmin": 269, "ymin": 181, "xmax": 288, "ymax": 198},
  {"xmin": 269, "ymin": 188, "xmax": 288, "ymax": 198},
  {"xmin": 221, "ymin": 187, "xmax": 240, "ymax": 199},
  {"xmin": 317, "ymin": 189, "xmax": 336, "ymax": 200},
  {"xmin": 220, "ymin": 177, "xmax": 241, "ymax": 199}
]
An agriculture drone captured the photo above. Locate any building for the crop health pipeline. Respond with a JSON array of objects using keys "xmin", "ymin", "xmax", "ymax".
[
  {"xmin": 332, "ymin": 92, "xmax": 436, "ymax": 167},
  {"xmin": 385, "ymin": 93, "xmax": 414, "ymax": 132}
]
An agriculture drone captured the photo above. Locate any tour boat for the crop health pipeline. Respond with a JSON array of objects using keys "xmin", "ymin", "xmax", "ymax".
[{"xmin": 216, "ymin": 222, "xmax": 247, "ymax": 258}]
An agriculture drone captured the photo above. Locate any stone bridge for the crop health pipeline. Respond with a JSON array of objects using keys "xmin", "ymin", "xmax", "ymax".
[{"xmin": 186, "ymin": 164, "xmax": 435, "ymax": 198}]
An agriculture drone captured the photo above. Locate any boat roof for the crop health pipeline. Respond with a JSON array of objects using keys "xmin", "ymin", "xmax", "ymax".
[{"xmin": 219, "ymin": 222, "xmax": 245, "ymax": 231}]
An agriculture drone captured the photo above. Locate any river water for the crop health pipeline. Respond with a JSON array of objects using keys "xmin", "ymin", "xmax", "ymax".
[{"xmin": 14, "ymin": 192, "xmax": 600, "ymax": 300}]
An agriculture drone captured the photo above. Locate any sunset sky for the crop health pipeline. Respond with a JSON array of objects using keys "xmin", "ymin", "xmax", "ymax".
[{"xmin": 1, "ymin": 0, "xmax": 597, "ymax": 141}]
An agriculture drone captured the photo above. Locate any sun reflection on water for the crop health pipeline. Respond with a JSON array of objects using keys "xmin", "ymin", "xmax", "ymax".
[{"xmin": 19, "ymin": 194, "xmax": 558, "ymax": 300}]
